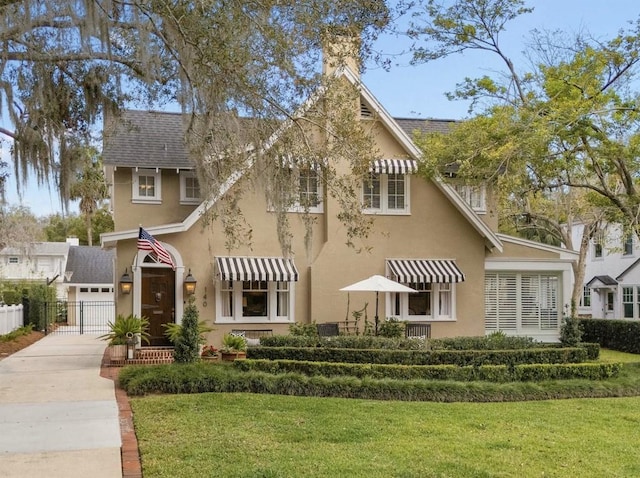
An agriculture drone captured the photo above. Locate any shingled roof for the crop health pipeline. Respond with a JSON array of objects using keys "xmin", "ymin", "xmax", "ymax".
[
  {"xmin": 64, "ymin": 246, "xmax": 114, "ymax": 285},
  {"xmin": 103, "ymin": 110, "xmax": 459, "ymax": 169},
  {"xmin": 103, "ymin": 110, "xmax": 192, "ymax": 169}
]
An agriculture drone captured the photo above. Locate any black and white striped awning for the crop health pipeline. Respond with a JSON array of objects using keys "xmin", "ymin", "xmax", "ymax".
[
  {"xmin": 215, "ymin": 256, "xmax": 299, "ymax": 282},
  {"xmin": 387, "ymin": 259, "xmax": 465, "ymax": 283},
  {"xmin": 370, "ymin": 159, "xmax": 418, "ymax": 174}
]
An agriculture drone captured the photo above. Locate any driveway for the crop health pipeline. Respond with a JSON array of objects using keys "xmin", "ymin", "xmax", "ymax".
[{"xmin": 0, "ymin": 334, "xmax": 122, "ymax": 477}]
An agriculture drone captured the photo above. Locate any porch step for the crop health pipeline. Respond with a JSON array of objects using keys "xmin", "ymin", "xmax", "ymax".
[{"xmin": 107, "ymin": 346, "xmax": 175, "ymax": 367}]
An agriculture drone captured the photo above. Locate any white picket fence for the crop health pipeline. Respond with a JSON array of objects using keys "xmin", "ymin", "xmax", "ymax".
[{"xmin": 0, "ymin": 304, "xmax": 24, "ymax": 335}]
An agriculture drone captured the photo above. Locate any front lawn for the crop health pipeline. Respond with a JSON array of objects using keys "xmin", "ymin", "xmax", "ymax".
[{"xmin": 132, "ymin": 392, "xmax": 640, "ymax": 477}]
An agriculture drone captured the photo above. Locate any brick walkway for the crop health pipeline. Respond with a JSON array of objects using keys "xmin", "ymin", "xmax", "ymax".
[{"xmin": 100, "ymin": 352, "xmax": 142, "ymax": 478}]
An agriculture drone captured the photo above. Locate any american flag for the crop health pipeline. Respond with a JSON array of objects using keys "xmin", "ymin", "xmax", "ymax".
[{"xmin": 138, "ymin": 227, "xmax": 176, "ymax": 270}]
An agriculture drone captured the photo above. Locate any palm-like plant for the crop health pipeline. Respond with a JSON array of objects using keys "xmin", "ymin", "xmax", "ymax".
[{"xmin": 99, "ymin": 314, "xmax": 150, "ymax": 345}]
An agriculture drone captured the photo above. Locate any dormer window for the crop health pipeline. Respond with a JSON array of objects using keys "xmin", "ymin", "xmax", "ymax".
[
  {"xmin": 362, "ymin": 159, "xmax": 417, "ymax": 215},
  {"xmin": 180, "ymin": 171, "xmax": 201, "ymax": 204},
  {"xmin": 623, "ymin": 233, "xmax": 633, "ymax": 256},
  {"xmin": 454, "ymin": 184, "xmax": 486, "ymax": 213},
  {"xmin": 133, "ymin": 169, "xmax": 162, "ymax": 203}
]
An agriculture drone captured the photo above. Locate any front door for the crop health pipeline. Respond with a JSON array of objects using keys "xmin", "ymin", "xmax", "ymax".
[{"xmin": 141, "ymin": 268, "xmax": 175, "ymax": 346}]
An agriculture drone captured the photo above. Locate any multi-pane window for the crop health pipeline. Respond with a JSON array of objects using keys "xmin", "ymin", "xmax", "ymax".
[
  {"xmin": 623, "ymin": 234, "xmax": 634, "ymax": 256},
  {"xmin": 454, "ymin": 184, "xmax": 486, "ymax": 212},
  {"xmin": 298, "ymin": 168, "xmax": 320, "ymax": 208},
  {"xmin": 623, "ymin": 287, "xmax": 634, "ymax": 318},
  {"xmin": 133, "ymin": 169, "xmax": 162, "ymax": 202},
  {"xmin": 180, "ymin": 171, "xmax": 201, "ymax": 203},
  {"xmin": 593, "ymin": 232, "xmax": 604, "ymax": 259},
  {"xmin": 582, "ymin": 285, "xmax": 591, "ymax": 307},
  {"xmin": 391, "ymin": 282, "xmax": 453, "ymax": 320},
  {"xmin": 363, "ymin": 173, "xmax": 409, "ymax": 214},
  {"xmin": 217, "ymin": 279, "xmax": 295, "ymax": 322},
  {"xmin": 7, "ymin": 257, "xmax": 19, "ymax": 264}
]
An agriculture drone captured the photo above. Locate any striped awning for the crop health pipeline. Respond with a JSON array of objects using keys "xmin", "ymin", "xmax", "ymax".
[
  {"xmin": 215, "ymin": 256, "xmax": 299, "ymax": 282},
  {"xmin": 370, "ymin": 159, "xmax": 418, "ymax": 174},
  {"xmin": 387, "ymin": 259, "xmax": 465, "ymax": 283}
]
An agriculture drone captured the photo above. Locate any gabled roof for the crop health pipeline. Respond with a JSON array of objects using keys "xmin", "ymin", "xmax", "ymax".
[
  {"xmin": 65, "ymin": 246, "xmax": 114, "ymax": 284},
  {"xmin": 101, "ymin": 67, "xmax": 502, "ymax": 252},
  {"xmin": 103, "ymin": 110, "xmax": 192, "ymax": 169},
  {"xmin": 616, "ymin": 257, "xmax": 640, "ymax": 280},
  {"xmin": 494, "ymin": 233, "xmax": 579, "ymax": 260},
  {"xmin": 586, "ymin": 275, "xmax": 618, "ymax": 287},
  {"xmin": 0, "ymin": 242, "xmax": 70, "ymax": 256}
]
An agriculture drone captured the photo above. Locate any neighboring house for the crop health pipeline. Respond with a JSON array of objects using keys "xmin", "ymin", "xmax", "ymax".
[
  {"xmin": 63, "ymin": 246, "xmax": 115, "ymax": 329},
  {"xmin": 101, "ymin": 55, "xmax": 577, "ymax": 345},
  {"xmin": 572, "ymin": 222, "xmax": 640, "ymax": 320},
  {"xmin": 0, "ymin": 240, "xmax": 73, "ymax": 299}
]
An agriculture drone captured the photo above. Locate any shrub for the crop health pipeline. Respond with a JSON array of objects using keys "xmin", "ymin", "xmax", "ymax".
[
  {"xmin": 234, "ymin": 359, "xmax": 621, "ymax": 382},
  {"xmin": 581, "ymin": 319, "xmax": 640, "ymax": 354},
  {"xmin": 288, "ymin": 321, "xmax": 318, "ymax": 336},
  {"xmin": 260, "ymin": 334, "xmax": 428, "ymax": 350},
  {"xmin": 560, "ymin": 317, "xmax": 582, "ymax": 346},
  {"xmin": 173, "ymin": 297, "xmax": 201, "ymax": 363},
  {"xmin": 118, "ymin": 361, "xmax": 634, "ymax": 401},
  {"xmin": 247, "ymin": 346, "xmax": 588, "ymax": 366},
  {"xmin": 378, "ymin": 317, "xmax": 405, "ymax": 338},
  {"xmin": 430, "ymin": 333, "xmax": 538, "ymax": 350}
]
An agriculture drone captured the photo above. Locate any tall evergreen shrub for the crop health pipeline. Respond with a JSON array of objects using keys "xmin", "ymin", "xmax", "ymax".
[{"xmin": 173, "ymin": 297, "xmax": 200, "ymax": 363}]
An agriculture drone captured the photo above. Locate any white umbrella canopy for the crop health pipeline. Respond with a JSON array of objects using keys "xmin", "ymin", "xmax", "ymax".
[
  {"xmin": 340, "ymin": 275, "xmax": 417, "ymax": 293},
  {"xmin": 340, "ymin": 275, "xmax": 417, "ymax": 334}
]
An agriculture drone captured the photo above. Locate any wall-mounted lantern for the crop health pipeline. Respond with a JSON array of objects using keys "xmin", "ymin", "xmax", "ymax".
[
  {"xmin": 119, "ymin": 268, "xmax": 133, "ymax": 295},
  {"xmin": 184, "ymin": 269, "xmax": 197, "ymax": 296}
]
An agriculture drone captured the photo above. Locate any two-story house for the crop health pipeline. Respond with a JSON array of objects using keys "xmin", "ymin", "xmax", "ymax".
[
  {"xmin": 573, "ymin": 222, "xmax": 640, "ymax": 320},
  {"xmin": 101, "ymin": 58, "xmax": 577, "ymax": 346}
]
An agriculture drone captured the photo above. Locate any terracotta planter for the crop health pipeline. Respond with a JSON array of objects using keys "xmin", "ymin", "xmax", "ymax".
[
  {"xmin": 201, "ymin": 355, "xmax": 219, "ymax": 362},
  {"xmin": 221, "ymin": 351, "xmax": 246, "ymax": 361}
]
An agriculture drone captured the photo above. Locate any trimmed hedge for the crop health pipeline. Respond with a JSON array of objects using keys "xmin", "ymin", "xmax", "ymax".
[
  {"xmin": 581, "ymin": 319, "xmax": 640, "ymax": 354},
  {"xmin": 247, "ymin": 346, "xmax": 588, "ymax": 366},
  {"xmin": 430, "ymin": 335, "xmax": 538, "ymax": 350},
  {"xmin": 234, "ymin": 359, "xmax": 621, "ymax": 382},
  {"xmin": 260, "ymin": 335, "xmax": 428, "ymax": 350},
  {"xmin": 118, "ymin": 362, "xmax": 640, "ymax": 401}
]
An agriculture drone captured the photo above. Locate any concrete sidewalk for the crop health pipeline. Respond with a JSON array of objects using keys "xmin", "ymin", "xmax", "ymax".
[{"xmin": 0, "ymin": 334, "xmax": 122, "ymax": 478}]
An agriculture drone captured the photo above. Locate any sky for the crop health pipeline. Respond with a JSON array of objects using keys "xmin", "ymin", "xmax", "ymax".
[{"xmin": 3, "ymin": 0, "xmax": 640, "ymax": 216}]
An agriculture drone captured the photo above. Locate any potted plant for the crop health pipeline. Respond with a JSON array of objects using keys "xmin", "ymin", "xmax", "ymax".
[
  {"xmin": 220, "ymin": 333, "xmax": 247, "ymax": 361},
  {"xmin": 99, "ymin": 314, "xmax": 150, "ymax": 361},
  {"xmin": 200, "ymin": 345, "xmax": 219, "ymax": 362}
]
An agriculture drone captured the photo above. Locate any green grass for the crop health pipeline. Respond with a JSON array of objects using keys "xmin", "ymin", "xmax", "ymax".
[
  {"xmin": 130, "ymin": 348, "xmax": 640, "ymax": 477},
  {"xmin": 132, "ymin": 392, "xmax": 640, "ymax": 477}
]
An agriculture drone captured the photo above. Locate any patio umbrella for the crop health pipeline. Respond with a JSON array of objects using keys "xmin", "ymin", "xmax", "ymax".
[{"xmin": 340, "ymin": 275, "xmax": 417, "ymax": 334}]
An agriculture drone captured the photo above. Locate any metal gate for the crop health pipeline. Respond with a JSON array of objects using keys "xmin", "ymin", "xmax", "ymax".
[{"xmin": 42, "ymin": 301, "xmax": 115, "ymax": 335}]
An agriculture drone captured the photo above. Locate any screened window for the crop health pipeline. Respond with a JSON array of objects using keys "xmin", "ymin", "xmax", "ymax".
[{"xmin": 363, "ymin": 173, "xmax": 409, "ymax": 214}]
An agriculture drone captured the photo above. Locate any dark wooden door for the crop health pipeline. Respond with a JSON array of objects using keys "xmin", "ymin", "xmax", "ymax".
[{"xmin": 141, "ymin": 268, "xmax": 175, "ymax": 346}]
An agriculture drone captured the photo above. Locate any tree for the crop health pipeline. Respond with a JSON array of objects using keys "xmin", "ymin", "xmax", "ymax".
[
  {"xmin": 409, "ymin": 0, "xmax": 640, "ymax": 312},
  {"xmin": 43, "ymin": 208, "xmax": 113, "ymax": 245},
  {"xmin": 69, "ymin": 146, "xmax": 109, "ymax": 246},
  {"xmin": 1, "ymin": 0, "xmax": 398, "ymax": 251},
  {"xmin": 0, "ymin": 205, "xmax": 45, "ymax": 250}
]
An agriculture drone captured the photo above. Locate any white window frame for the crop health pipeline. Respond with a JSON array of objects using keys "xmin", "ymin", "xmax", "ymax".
[
  {"xmin": 454, "ymin": 184, "xmax": 486, "ymax": 213},
  {"xmin": 280, "ymin": 166, "xmax": 324, "ymax": 213},
  {"xmin": 180, "ymin": 171, "xmax": 201, "ymax": 204},
  {"xmin": 623, "ymin": 233, "xmax": 634, "ymax": 256},
  {"xmin": 363, "ymin": 173, "xmax": 410, "ymax": 215},
  {"xmin": 389, "ymin": 282, "xmax": 456, "ymax": 321},
  {"xmin": 215, "ymin": 280, "xmax": 295, "ymax": 324},
  {"xmin": 132, "ymin": 168, "xmax": 162, "ymax": 203}
]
